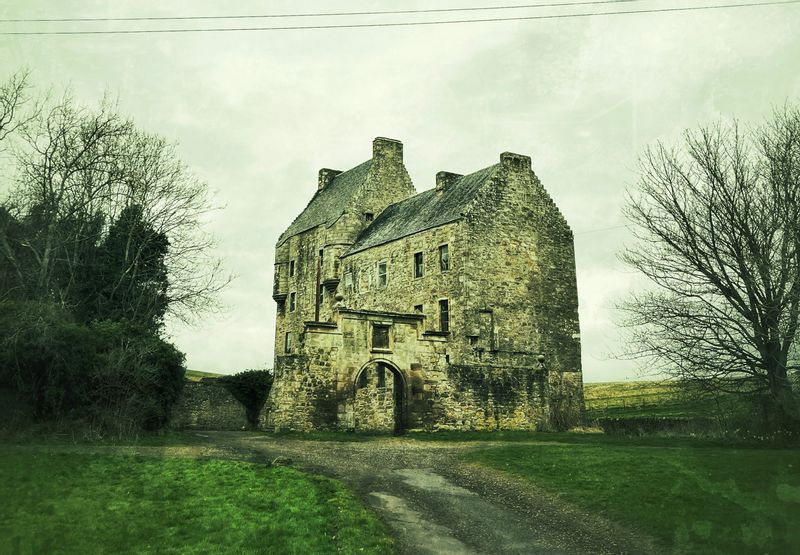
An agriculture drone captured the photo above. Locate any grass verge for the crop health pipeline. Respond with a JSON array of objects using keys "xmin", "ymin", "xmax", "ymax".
[
  {"xmin": 0, "ymin": 450, "xmax": 392, "ymax": 554},
  {"xmin": 465, "ymin": 437, "xmax": 800, "ymax": 554}
]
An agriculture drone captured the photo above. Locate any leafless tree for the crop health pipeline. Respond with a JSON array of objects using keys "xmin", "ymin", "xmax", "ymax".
[
  {"xmin": 0, "ymin": 76, "xmax": 229, "ymax": 325},
  {"xmin": 621, "ymin": 105, "xmax": 800, "ymax": 432}
]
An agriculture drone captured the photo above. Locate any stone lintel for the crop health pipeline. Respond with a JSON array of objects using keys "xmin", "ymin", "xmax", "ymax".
[
  {"xmin": 303, "ymin": 320, "xmax": 338, "ymax": 330},
  {"xmin": 337, "ymin": 308, "xmax": 424, "ymax": 322}
]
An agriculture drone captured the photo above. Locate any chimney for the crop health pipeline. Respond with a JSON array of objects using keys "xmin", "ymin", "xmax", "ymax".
[
  {"xmin": 435, "ymin": 171, "xmax": 463, "ymax": 192},
  {"xmin": 318, "ymin": 168, "xmax": 342, "ymax": 191},
  {"xmin": 500, "ymin": 152, "xmax": 532, "ymax": 172},
  {"xmin": 372, "ymin": 137, "xmax": 403, "ymax": 163}
]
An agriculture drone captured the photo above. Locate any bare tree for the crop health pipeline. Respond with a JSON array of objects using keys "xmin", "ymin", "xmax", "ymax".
[
  {"xmin": 0, "ymin": 78, "xmax": 229, "ymax": 326},
  {"xmin": 621, "ymin": 105, "xmax": 800, "ymax": 432}
]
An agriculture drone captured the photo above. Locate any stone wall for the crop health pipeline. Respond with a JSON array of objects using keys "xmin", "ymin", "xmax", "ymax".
[{"xmin": 170, "ymin": 380, "xmax": 250, "ymax": 430}]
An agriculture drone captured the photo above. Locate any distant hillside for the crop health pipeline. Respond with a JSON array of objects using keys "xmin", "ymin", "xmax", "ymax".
[{"xmin": 185, "ymin": 370, "xmax": 224, "ymax": 382}]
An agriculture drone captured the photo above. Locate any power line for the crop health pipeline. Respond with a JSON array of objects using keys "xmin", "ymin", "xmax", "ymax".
[
  {"xmin": 0, "ymin": 0, "xmax": 797, "ymax": 35},
  {"xmin": 0, "ymin": 1, "xmax": 644, "ymax": 24}
]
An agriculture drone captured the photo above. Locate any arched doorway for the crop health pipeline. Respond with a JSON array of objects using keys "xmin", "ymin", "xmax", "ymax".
[{"xmin": 353, "ymin": 360, "xmax": 406, "ymax": 435}]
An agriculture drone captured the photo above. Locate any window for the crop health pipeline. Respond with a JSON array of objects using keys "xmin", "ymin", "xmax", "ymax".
[
  {"xmin": 365, "ymin": 212, "xmax": 374, "ymax": 222},
  {"xmin": 377, "ymin": 364, "xmax": 386, "ymax": 388},
  {"xmin": 414, "ymin": 304, "xmax": 423, "ymax": 313},
  {"xmin": 317, "ymin": 285, "xmax": 324, "ymax": 305},
  {"xmin": 377, "ymin": 261, "xmax": 387, "ymax": 288},
  {"xmin": 344, "ymin": 271, "xmax": 354, "ymax": 288},
  {"xmin": 284, "ymin": 332, "xmax": 293, "ymax": 353},
  {"xmin": 372, "ymin": 325, "xmax": 390, "ymax": 350},
  {"xmin": 439, "ymin": 244, "xmax": 450, "ymax": 272},
  {"xmin": 414, "ymin": 252, "xmax": 424, "ymax": 278},
  {"xmin": 289, "ymin": 292, "xmax": 296, "ymax": 312},
  {"xmin": 319, "ymin": 249, "xmax": 324, "ymax": 264},
  {"xmin": 439, "ymin": 299, "xmax": 450, "ymax": 332},
  {"xmin": 289, "ymin": 260, "xmax": 295, "ymax": 277}
]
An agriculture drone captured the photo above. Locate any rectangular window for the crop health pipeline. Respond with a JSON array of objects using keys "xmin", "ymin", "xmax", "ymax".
[
  {"xmin": 414, "ymin": 252, "xmax": 424, "ymax": 278},
  {"xmin": 377, "ymin": 261, "xmax": 387, "ymax": 288},
  {"xmin": 317, "ymin": 285, "xmax": 324, "ymax": 305},
  {"xmin": 319, "ymin": 249, "xmax": 324, "ymax": 264},
  {"xmin": 344, "ymin": 271, "xmax": 354, "ymax": 288},
  {"xmin": 377, "ymin": 364, "xmax": 386, "ymax": 388},
  {"xmin": 284, "ymin": 332, "xmax": 292, "ymax": 353},
  {"xmin": 365, "ymin": 212, "xmax": 374, "ymax": 222},
  {"xmin": 289, "ymin": 260, "xmax": 295, "ymax": 277},
  {"xmin": 372, "ymin": 325, "xmax": 390, "ymax": 350},
  {"xmin": 289, "ymin": 292, "xmax": 296, "ymax": 312},
  {"xmin": 439, "ymin": 299, "xmax": 450, "ymax": 333},
  {"xmin": 439, "ymin": 244, "xmax": 450, "ymax": 272}
]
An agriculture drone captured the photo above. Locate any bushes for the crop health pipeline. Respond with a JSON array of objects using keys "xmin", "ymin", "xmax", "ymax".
[
  {"xmin": 0, "ymin": 301, "xmax": 185, "ymax": 433},
  {"xmin": 218, "ymin": 370, "xmax": 273, "ymax": 428}
]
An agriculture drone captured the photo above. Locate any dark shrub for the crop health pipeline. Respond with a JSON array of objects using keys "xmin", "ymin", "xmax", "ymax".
[{"xmin": 218, "ymin": 369, "xmax": 273, "ymax": 428}]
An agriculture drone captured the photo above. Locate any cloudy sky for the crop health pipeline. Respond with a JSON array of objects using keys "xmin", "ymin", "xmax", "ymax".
[{"xmin": 1, "ymin": 0, "xmax": 799, "ymax": 382}]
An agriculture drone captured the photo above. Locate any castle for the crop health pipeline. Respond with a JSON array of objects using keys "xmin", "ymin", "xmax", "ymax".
[{"xmin": 267, "ymin": 138, "xmax": 583, "ymax": 433}]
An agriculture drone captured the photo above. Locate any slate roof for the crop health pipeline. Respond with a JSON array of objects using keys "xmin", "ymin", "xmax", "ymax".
[
  {"xmin": 345, "ymin": 164, "xmax": 498, "ymax": 256},
  {"xmin": 277, "ymin": 160, "xmax": 373, "ymax": 246}
]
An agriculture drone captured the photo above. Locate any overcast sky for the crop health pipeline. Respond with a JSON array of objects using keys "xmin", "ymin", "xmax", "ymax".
[{"xmin": 2, "ymin": 0, "xmax": 799, "ymax": 382}]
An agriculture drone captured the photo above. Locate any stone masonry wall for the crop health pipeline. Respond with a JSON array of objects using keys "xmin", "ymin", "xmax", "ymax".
[{"xmin": 170, "ymin": 380, "xmax": 249, "ymax": 430}]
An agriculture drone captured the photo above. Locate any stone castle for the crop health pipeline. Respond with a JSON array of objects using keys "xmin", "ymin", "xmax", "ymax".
[{"xmin": 267, "ymin": 137, "xmax": 583, "ymax": 433}]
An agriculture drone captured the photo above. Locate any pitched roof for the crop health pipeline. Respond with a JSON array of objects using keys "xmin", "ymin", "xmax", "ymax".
[
  {"xmin": 345, "ymin": 164, "xmax": 498, "ymax": 255},
  {"xmin": 277, "ymin": 160, "xmax": 372, "ymax": 246}
]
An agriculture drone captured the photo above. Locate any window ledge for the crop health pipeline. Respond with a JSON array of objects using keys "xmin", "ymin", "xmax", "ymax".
[
  {"xmin": 371, "ymin": 348, "xmax": 393, "ymax": 354},
  {"xmin": 423, "ymin": 330, "xmax": 451, "ymax": 337}
]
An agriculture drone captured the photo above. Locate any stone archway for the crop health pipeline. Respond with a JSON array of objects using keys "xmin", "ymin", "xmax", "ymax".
[{"xmin": 353, "ymin": 360, "xmax": 406, "ymax": 435}]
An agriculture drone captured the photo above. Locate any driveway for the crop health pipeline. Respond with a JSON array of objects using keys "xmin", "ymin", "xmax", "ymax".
[{"xmin": 203, "ymin": 432, "xmax": 661, "ymax": 555}]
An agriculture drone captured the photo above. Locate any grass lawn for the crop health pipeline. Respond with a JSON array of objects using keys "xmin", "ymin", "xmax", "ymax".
[
  {"xmin": 465, "ymin": 436, "xmax": 800, "ymax": 554},
  {"xmin": 0, "ymin": 450, "xmax": 392, "ymax": 554}
]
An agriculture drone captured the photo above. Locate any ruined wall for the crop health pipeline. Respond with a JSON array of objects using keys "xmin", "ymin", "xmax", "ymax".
[{"xmin": 170, "ymin": 380, "xmax": 249, "ymax": 430}]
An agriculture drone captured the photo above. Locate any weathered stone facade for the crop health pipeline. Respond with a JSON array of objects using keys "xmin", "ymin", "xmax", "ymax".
[{"xmin": 268, "ymin": 138, "xmax": 583, "ymax": 433}]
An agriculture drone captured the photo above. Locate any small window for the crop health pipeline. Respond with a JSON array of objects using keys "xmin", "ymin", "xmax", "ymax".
[
  {"xmin": 289, "ymin": 260, "xmax": 295, "ymax": 277},
  {"xmin": 289, "ymin": 292, "xmax": 296, "ymax": 312},
  {"xmin": 439, "ymin": 299, "xmax": 450, "ymax": 332},
  {"xmin": 439, "ymin": 244, "xmax": 450, "ymax": 272},
  {"xmin": 414, "ymin": 304, "xmax": 423, "ymax": 313},
  {"xmin": 284, "ymin": 332, "xmax": 293, "ymax": 354},
  {"xmin": 365, "ymin": 212, "xmax": 374, "ymax": 222},
  {"xmin": 377, "ymin": 261, "xmax": 387, "ymax": 288},
  {"xmin": 414, "ymin": 252, "xmax": 424, "ymax": 278},
  {"xmin": 344, "ymin": 271, "xmax": 354, "ymax": 288},
  {"xmin": 319, "ymin": 249, "xmax": 324, "ymax": 264},
  {"xmin": 377, "ymin": 364, "xmax": 386, "ymax": 388},
  {"xmin": 317, "ymin": 285, "xmax": 324, "ymax": 305},
  {"xmin": 372, "ymin": 325, "xmax": 390, "ymax": 350}
]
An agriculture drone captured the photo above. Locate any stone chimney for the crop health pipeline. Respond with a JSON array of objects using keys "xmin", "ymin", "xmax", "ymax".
[
  {"xmin": 435, "ymin": 171, "xmax": 462, "ymax": 192},
  {"xmin": 372, "ymin": 137, "xmax": 403, "ymax": 163},
  {"xmin": 500, "ymin": 152, "xmax": 532, "ymax": 172},
  {"xmin": 318, "ymin": 168, "xmax": 342, "ymax": 191}
]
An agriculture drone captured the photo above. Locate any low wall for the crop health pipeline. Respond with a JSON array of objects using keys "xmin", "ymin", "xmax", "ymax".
[{"xmin": 170, "ymin": 379, "xmax": 249, "ymax": 430}]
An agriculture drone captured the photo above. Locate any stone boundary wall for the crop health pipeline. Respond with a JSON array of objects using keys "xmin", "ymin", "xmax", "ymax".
[{"xmin": 170, "ymin": 379, "xmax": 250, "ymax": 430}]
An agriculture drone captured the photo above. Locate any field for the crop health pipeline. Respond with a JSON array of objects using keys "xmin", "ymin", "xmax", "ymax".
[
  {"xmin": 0, "ymin": 449, "xmax": 392, "ymax": 555},
  {"xmin": 466, "ymin": 434, "xmax": 800, "ymax": 554},
  {"xmin": 584, "ymin": 380, "xmax": 744, "ymax": 420},
  {"xmin": 184, "ymin": 369, "xmax": 224, "ymax": 381}
]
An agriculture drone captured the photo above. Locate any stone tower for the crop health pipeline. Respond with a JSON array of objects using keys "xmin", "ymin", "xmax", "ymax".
[{"xmin": 268, "ymin": 138, "xmax": 583, "ymax": 432}]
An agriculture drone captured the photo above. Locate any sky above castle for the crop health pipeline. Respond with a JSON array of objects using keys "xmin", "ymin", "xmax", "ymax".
[{"xmin": 1, "ymin": 0, "xmax": 799, "ymax": 382}]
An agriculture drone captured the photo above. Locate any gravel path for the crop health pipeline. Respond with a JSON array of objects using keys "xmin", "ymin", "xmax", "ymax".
[{"xmin": 206, "ymin": 432, "xmax": 662, "ymax": 555}]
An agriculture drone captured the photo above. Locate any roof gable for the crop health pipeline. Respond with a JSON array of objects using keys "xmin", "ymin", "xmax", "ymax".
[
  {"xmin": 277, "ymin": 160, "xmax": 372, "ymax": 246},
  {"xmin": 345, "ymin": 164, "xmax": 498, "ymax": 255}
]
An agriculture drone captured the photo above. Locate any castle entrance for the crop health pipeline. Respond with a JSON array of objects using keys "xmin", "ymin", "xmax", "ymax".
[{"xmin": 353, "ymin": 361, "xmax": 406, "ymax": 435}]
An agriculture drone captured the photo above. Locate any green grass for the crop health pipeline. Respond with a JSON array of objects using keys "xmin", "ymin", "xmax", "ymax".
[
  {"xmin": 465, "ymin": 436, "xmax": 800, "ymax": 554},
  {"xmin": 0, "ymin": 450, "xmax": 392, "ymax": 554},
  {"xmin": 185, "ymin": 369, "xmax": 224, "ymax": 381}
]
